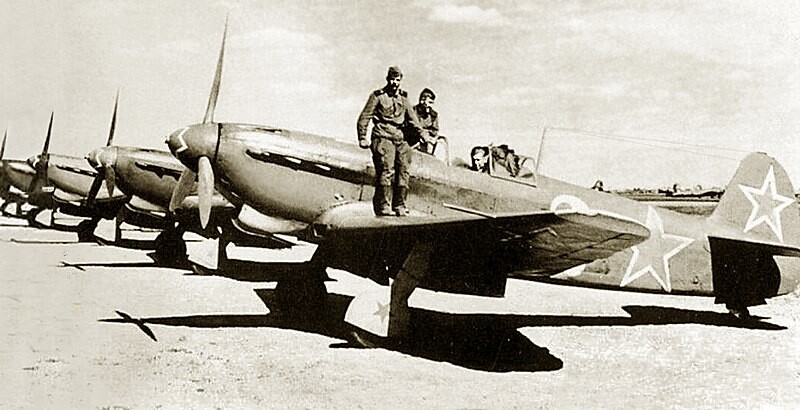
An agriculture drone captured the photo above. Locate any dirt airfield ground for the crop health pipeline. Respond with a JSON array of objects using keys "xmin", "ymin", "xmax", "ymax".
[{"xmin": 1, "ymin": 215, "xmax": 799, "ymax": 409}]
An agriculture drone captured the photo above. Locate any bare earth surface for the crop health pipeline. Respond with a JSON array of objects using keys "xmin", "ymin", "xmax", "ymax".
[{"xmin": 1, "ymin": 216, "xmax": 799, "ymax": 409}]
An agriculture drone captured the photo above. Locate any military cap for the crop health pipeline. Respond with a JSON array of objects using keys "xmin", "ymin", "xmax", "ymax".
[
  {"xmin": 420, "ymin": 88, "xmax": 436, "ymax": 100},
  {"xmin": 387, "ymin": 66, "xmax": 403, "ymax": 79}
]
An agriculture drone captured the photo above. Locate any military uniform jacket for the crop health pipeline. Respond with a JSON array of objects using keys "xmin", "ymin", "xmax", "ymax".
[
  {"xmin": 414, "ymin": 104, "xmax": 439, "ymax": 138},
  {"xmin": 357, "ymin": 86, "xmax": 427, "ymax": 143}
]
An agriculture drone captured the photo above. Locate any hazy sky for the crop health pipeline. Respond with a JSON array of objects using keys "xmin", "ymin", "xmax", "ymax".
[{"xmin": 1, "ymin": 0, "xmax": 799, "ymax": 189}]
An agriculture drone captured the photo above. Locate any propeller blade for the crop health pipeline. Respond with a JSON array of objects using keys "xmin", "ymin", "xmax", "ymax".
[
  {"xmin": 1, "ymin": 128, "xmax": 6, "ymax": 160},
  {"xmin": 86, "ymin": 173, "xmax": 103, "ymax": 206},
  {"xmin": 197, "ymin": 156, "xmax": 214, "ymax": 229},
  {"xmin": 203, "ymin": 18, "xmax": 228, "ymax": 124},
  {"xmin": 106, "ymin": 90, "xmax": 119, "ymax": 147},
  {"xmin": 169, "ymin": 168, "xmax": 196, "ymax": 212},
  {"xmin": 42, "ymin": 112, "xmax": 54, "ymax": 156},
  {"xmin": 31, "ymin": 112, "xmax": 55, "ymax": 194},
  {"xmin": 104, "ymin": 164, "xmax": 116, "ymax": 197}
]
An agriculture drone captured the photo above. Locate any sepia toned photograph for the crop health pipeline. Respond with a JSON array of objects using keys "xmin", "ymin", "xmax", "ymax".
[{"xmin": 1, "ymin": 1, "xmax": 799, "ymax": 408}]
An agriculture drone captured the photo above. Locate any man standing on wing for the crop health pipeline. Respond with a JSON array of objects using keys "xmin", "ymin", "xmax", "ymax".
[{"xmin": 357, "ymin": 66, "xmax": 429, "ymax": 217}]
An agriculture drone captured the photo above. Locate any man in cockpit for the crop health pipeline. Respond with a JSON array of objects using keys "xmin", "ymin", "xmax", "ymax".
[
  {"xmin": 491, "ymin": 144, "xmax": 520, "ymax": 177},
  {"xmin": 470, "ymin": 146, "xmax": 489, "ymax": 173}
]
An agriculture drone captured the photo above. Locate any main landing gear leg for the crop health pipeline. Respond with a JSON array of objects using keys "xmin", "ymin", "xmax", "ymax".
[
  {"xmin": 388, "ymin": 240, "xmax": 434, "ymax": 342},
  {"xmin": 215, "ymin": 220, "xmax": 232, "ymax": 273},
  {"xmin": 190, "ymin": 219, "xmax": 238, "ymax": 276}
]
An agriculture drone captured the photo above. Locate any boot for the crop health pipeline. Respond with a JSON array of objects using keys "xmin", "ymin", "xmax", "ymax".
[
  {"xmin": 392, "ymin": 186, "xmax": 409, "ymax": 217},
  {"xmin": 394, "ymin": 206, "xmax": 409, "ymax": 217},
  {"xmin": 373, "ymin": 185, "xmax": 393, "ymax": 216}
]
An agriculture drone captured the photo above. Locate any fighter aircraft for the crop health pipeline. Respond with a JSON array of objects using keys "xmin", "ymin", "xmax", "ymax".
[
  {"xmin": 166, "ymin": 24, "xmax": 770, "ymax": 343},
  {"xmin": 85, "ymin": 143, "xmax": 230, "ymax": 263},
  {"xmin": 15, "ymin": 110, "xmax": 128, "ymax": 240},
  {"xmin": 86, "ymin": 143, "xmax": 307, "ymax": 267},
  {"xmin": 0, "ymin": 129, "xmax": 36, "ymax": 217}
]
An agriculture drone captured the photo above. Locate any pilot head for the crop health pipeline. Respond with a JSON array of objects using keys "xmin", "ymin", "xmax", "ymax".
[{"xmin": 470, "ymin": 146, "xmax": 489, "ymax": 173}]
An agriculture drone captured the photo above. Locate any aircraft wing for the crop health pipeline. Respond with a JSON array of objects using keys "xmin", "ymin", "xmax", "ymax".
[{"xmin": 311, "ymin": 202, "xmax": 650, "ymax": 279}]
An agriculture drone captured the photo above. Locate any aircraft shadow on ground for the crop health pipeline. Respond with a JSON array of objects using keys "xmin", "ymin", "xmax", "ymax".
[
  {"xmin": 492, "ymin": 305, "xmax": 786, "ymax": 331},
  {"xmin": 98, "ymin": 287, "xmax": 786, "ymax": 373},
  {"xmin": 187, "ymin": 260, "xmax": 317, "ymax": 282},
  {"xmin": 59, "ymin": 260, "xmax": 169, "ymax": 271},
  {"xmin": 8, "ymin": 238, "xmax": 78, "ymax": 244},
  {"xmin": 95, "ymin": 236, "xmax": 157, "ymax": 250},
  {"xmin": 101, "ymin": 289, "xmax": 562, "ymax": 372},
  {"xmin": 0, "ymin": 222, "xmax": 33, "ymax": 228}
]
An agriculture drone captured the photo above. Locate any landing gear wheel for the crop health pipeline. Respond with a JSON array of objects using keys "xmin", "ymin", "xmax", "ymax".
[
  {"xmin": 152, "ymin": 229, "xmax": 188, "ymax": 267},
  {"xmin": 727, "ymin": 306, "xmax": 751, "ymax": 320},
  {"xmin": 26, "ymin": 207, "xmax": 44, "ymax": 228}
]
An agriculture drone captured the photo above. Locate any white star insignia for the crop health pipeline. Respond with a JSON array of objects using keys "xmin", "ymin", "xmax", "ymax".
[
  {"xmin": 620, "ymin": 207, "xmax": 694, "ymax": 292},
  {"xmin": 373, "ymin": 301, "xmax": 389, "ymax": 323},
  {"xmin": 738, "ymin": 165, "xmax": 794, "ymax": 243}
]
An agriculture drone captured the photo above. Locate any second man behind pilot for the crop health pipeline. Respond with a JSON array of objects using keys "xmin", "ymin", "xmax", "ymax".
[{"xmin": 408, "ymin": 88, "xmax": 439, "ymax": 154}]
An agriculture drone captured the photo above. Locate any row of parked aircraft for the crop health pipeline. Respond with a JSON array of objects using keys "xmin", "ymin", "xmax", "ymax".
[{"xmin": 1, "ymin": 22, "xmax": 799, "ymax": 346}]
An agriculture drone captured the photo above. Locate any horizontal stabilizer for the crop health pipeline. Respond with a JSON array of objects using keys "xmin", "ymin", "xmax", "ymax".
[{"xmin": 707, "ymin": 235, "xmax": 800, "ymax": 257}]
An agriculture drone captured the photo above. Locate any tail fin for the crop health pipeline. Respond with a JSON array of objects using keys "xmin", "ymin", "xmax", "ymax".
[
  {"xmin": 710, "ymin": 152, "xmax": 800, "ymax": 250},
  {"xmin": 708, "ymin": 152, "xmax": 800, "ymax": 303}
]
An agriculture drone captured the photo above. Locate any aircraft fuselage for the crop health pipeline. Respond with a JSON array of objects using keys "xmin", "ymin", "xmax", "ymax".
[
  {"xmin": 179, "ymin": 123, "xmax": 800, "ymax": 298},
  {"xmin": 111, "ymin": 147, "xmax": 184, "ymax": 206}
]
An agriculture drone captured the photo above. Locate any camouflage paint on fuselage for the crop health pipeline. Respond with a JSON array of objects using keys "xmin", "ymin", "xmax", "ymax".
[{"xmin": 168, "ymin": 122, "xmax": 800, "ymax": 299}]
